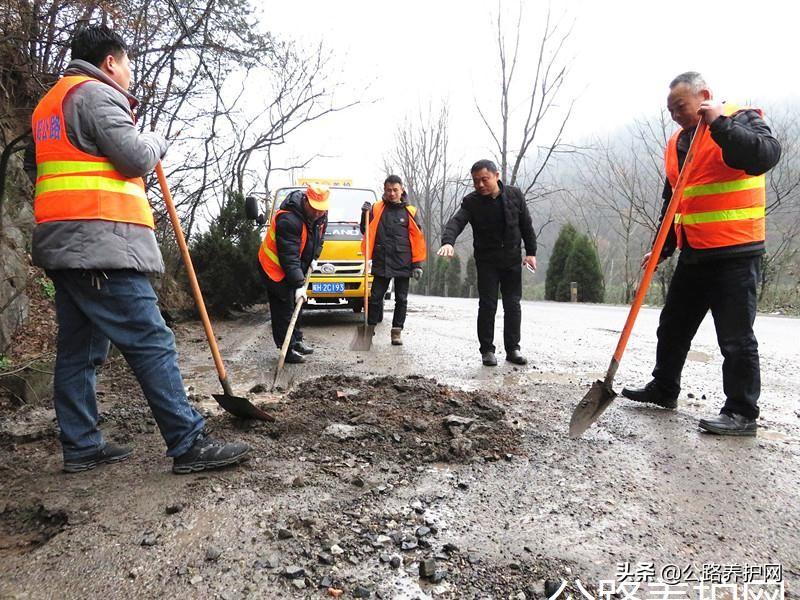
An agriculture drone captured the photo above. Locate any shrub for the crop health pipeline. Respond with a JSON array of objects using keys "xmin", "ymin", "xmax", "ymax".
[
  {"xmin": 545, "ymin": 223, "xmax": 578, "ymax": 301},
  {"xmin": 190, "ymin": 192, "xmax": 266, "ymax": 315}
]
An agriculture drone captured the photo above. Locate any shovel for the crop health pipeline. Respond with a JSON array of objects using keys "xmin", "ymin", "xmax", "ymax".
[
  {"xmin": 350, "ymin": 205, "xmax": 374, "ymax": 351},
  {"xmin": 155, "ymin": 162, "xmax": 274, "ymax": 422},
  {"xmin": 271, "ymin": 268, "xmax": 313, "ymax": 391},
  {"xmin": 569, "ymin": 120, "xmax": 707, "ymax": 438}
]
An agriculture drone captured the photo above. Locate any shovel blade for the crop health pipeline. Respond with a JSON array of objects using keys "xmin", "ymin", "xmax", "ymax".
[
  {"xmin": 349, "ymin": 324, "xmax": 375, "ymax": 351},
  {"xmin": 569, "ymin": 380, "xmax": 618, "ymax": 438},
  {"xmin": 212, "ymin": 393, "xmax": 275, "ymax": 422}
]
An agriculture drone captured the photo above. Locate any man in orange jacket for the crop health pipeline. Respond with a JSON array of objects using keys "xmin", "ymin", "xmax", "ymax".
[
  {"xmin": 31, "ymin": 26, "xmax": 249, "ymax": 473},
  {"xmin": 360, "ymin": 175, "xmax": 426, "ymax": 345},
  {"xmin": 622, "ymin": 72, "xmax": 781, "ymax": 436}
]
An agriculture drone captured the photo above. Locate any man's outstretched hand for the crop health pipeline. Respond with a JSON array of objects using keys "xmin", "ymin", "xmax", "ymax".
[{"xmin": 437, "ymin": 244, "xmax": 455, "ymax": 257}]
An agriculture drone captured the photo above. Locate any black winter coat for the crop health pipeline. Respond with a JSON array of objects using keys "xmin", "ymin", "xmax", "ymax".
[
  {"xmin": 659, "ymin": 108, "xmax": 781, "ymax": 263},
  {"xmin": 359, "ymin": 199, "xmax": 423, "ymax": 278},
  {"xmin": 274, "ymin": 191, "xmax": 327, "ymax": 287},
  {"xmin": 441, "ymin": 182, "xmax": 536, "ymax": 266}
]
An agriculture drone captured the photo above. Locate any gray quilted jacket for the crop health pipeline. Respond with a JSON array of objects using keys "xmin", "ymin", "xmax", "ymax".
[{"xmin": 32, "ymin": 60, "xmax": 167, "ymax": 273}]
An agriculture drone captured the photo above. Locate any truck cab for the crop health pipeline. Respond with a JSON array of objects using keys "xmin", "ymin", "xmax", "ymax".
[{"xmin": 269, "ymin": 185, "xmax": 377, "ymax": 311}]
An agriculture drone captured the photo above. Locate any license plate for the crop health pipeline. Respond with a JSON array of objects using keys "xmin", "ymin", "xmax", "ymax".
[{"xmin": 311, "ymin": 282, "xmax": 345, "ymax": 294}]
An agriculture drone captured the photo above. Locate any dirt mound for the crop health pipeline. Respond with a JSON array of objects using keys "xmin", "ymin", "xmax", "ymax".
[{"xmin": 237, "ymin": 374, "xmax": 520, "ymax": 464}]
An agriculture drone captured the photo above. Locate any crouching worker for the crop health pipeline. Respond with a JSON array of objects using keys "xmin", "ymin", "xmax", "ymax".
[
  {"xmin": 360, "ymin": 175, "xmax": 426, "ymax": 345},
  {"xmin": 258, "ymin": 185, "xmax": 329, "ymax": 363},
  {"xmin": 31, "ymin": 25, "xmax": 249, "ymax": 474}
]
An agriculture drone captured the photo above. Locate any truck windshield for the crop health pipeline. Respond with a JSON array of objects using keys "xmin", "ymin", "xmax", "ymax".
[{"xmin": 274, "ymin": 187, "xmax": 376, "ymax": 224}]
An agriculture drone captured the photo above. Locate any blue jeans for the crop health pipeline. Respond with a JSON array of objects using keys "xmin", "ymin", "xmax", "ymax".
[{"xmin": 48, "ymin": 269, "xmax": 205, "ymax": 460}]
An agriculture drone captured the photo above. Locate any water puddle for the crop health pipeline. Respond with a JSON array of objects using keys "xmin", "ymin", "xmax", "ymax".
[{"xmin": 686, "ymin": 351, "xmax": 712, "ymax": 363}]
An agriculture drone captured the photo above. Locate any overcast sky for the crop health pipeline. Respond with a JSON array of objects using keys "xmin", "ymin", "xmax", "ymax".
[{"xmin": 255, "ymin": 0, "xmax": 799, "ymax": 193}]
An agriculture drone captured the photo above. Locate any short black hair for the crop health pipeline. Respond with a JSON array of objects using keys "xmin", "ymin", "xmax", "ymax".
[
  {"xmin": 470, "ymin": 159, "xmax": 498, "ymax": 174},
  {"xmin": 384, "ymin": 174, "xmax": 403, "ymax": 186},
  {"xmin": 71, "ymin": 25, "xmax": 128, "ymax": 68}
]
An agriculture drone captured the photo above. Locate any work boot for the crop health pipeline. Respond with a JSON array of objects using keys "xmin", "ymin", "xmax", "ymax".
[
  {"xmin": 284, "ymin": 348, "xmax": 305, "ymax": 364},
  {"xmin": 391, "ymin": 327, "xmax": 403, "ymax": 346},
  {"xmin": 172, "ymin": 429, "xmax": 250, "ymax": 474},
  {"xmin": 621, "ymin": 380, "xmax": 678, "ymax": 409},
  {"xmin": 505, "ymin": 350, "xmax": 527, "ymax": 365},
  {"xmin": 63, "ymin": 443, "xmax": 133, "ymax": 473},
  {"xmin": 481, "ymin": 351, "xmax": 497, "ymax": 367},
  {"xmin": 698, "ymin": 412, "xmax": 757, "ymax": 436},
  {"xmin": 292, "ymin": 340, "xmax": 314, "ymax": 355}
]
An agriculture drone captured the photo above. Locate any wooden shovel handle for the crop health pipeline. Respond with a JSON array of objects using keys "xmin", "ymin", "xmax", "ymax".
[
  {"xmin": 611, "ymin": 120, "xmax": 707, "ymax": 366},
  {"xmin": 155, "ymin": 162, "xmax": 227, "ymax": 381},
  {"xmin": 363, "ymin": 206, "xmax": 370, "ymax": 326}
]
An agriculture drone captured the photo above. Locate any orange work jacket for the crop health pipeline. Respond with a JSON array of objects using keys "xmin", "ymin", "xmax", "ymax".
[
  {"xmin": 665, "ymin": 104, "xmax": 766, "ymax": 250},
  {"xmin": 32, "ymin": 75, "xmax": 154, "ymax": 228},
  {"xmin": 361, "ymin": 200, "xmax": 427, "ymax": 263},
  {"xmin": 258, "ymin": 209, "xmax": 308, "ymax": 282}
]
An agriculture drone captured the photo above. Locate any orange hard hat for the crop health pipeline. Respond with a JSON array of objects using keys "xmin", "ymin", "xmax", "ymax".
[{"xmin": 305, "ymin": 184, "xmax": 330, "ymax": 210}]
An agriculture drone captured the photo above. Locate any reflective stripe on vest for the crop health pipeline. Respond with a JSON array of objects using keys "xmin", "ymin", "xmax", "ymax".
[
  {"xmin": 361, "ymin": 200, "xmax": 427, "ymax": 264},
  {"xmin": 258, "ymin": 209, "xmax": 308, "ymax": 282},
  {"xmin": 664, "ymin": 103, "xmax": 766, "ymax": 250},
  {"xmin": 32, "ymin": 75, "xmax": 154, "ymax": 228}
]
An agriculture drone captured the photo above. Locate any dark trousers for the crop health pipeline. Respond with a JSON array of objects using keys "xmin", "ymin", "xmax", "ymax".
[
  {"xmin": 265, "ymin": 278, "xmax": 304, "ymax": 349},
  {"xmin": 476, "ymin": 261, "xmax": 522, "ymax": 354},
  {"xmin": 652, "ymin": 255, "xmax": 761, "ymax": 419},
  {"xmin": 368, "ymin": 276, "xmax": 410, "ymax": 328}
]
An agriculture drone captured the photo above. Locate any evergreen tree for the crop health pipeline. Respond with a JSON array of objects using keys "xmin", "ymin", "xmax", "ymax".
[
  {"xmin": 545, "ymin": 223, "xmax": 578, "ymax": 301},
  {"xmin": 557, "ymin": 234, "xmax": 605, "ymax": 303},
  {"xmin": 191, "ymin": 192, "xmax": 266, "ymax": 315},
  {"xmin": 431, "ymin": 256, "xmax": 449, "ymax": 296},
  {"xmin": 446, "ymin": 254, "xmax": 462, "ymax": 297},
  {"xmin": 462, "ymin": 256, "xmax": 477, "ymax": 297}
]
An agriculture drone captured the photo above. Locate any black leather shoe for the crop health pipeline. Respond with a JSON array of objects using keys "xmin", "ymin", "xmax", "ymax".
[
  {"xmin": 63, "ymin": 443, "xmax": 133, "ymax": 473},
  {"xmin": 292, "ymin": 341, "xmax": 314, "ymax": 355},
  {"xmin": 481, "ymin": 351, "xmax": 497, "ymax": 367},
  {"xmin": 284, "ymin": 349, "xmax": 305, "ymax": 364},
  {"xmin": 621, "ymin": 380, "xmax": 678, "ymax": 409},
  {"xmin": 698, "ymin": 412, "xmax": 757, "ymax": 436},
  {"xmin": 505, "ymin": 350, "xmax": 527, "ymax": 365}
]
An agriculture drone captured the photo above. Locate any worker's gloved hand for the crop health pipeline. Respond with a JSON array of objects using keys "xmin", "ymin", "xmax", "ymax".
[
  {"xmin": 361, "ymin": 201, "xmax": 371, "ymax": 213},
  {"xmin": 294, "ymin": 286, "xmax": 307, "ymax": 304},
  {"xmin": 412, "ymin": 268, "xmax": 423, "ymax": 280},
  {"xmin": 311, "ymin": 259, "xmax": 318, "ymax": 271}
]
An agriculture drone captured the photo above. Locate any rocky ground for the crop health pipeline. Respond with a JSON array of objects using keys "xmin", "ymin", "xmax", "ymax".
[{"xmin": 1, "ymin": 295, "xmax": 798, "ymax": 599}]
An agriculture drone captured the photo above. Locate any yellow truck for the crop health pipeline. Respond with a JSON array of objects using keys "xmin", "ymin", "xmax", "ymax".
[{"xmin": 266, "ymin": 185, "xmax": 378, "ymax": 311}]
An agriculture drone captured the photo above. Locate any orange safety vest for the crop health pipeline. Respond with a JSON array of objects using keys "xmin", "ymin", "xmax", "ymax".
[
  {"xmin": 258, "ymin": 209, "xmax": 308, "ymax": 282},
  {"xmin": 32, "ymin": 75, "xmax": 154, "ymax": 228},
  {"xmin": 665, "ymin": 104, "xmax": 766, "ymax": 250},
  {"xmin": 361, "ymin": 200, "xmax": 427, "ymax": 263}
]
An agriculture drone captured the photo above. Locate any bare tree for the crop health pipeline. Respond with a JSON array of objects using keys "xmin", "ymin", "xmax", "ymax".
[
  {"xmin": 228, "ymin": 40, "xmax": 358, "ymax": 199},
  {"xmin": 475, "ymin": 2, "xmax": 576, "ymax": 202},
  {"xmin": 385, "ymin": 104, "xmax": 452, "ymax": 267},
  {"xmin": 761, "ymin": 103, "xmax": 800, "ymax": 301}
]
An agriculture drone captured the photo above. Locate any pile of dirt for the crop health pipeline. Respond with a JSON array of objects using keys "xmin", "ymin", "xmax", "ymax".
[{"xmin": 231, "ymin": 374, "xmax": 521, "ymax": 465}]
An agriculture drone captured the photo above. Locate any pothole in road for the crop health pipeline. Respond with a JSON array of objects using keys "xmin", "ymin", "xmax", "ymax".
[{"xmin": 0, "ymin": 504, "xmax": 69, "ymax": 557}]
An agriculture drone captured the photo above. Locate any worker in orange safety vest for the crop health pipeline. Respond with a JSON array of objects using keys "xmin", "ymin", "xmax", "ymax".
[
  {"xmin": 621, "ymin": 71, "xmax": 781, "ymax": 436},
  {"xmin": 359, "ymin": 175, "xmax": 426, "ymax": 346}
]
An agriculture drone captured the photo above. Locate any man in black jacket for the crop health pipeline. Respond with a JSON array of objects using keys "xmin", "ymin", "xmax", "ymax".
[
  {"xmin": 438, "ymin": 160, "xmax": 537, "ymax": 366},
  {"xmin": 259, "ymin": 186, "xmax": 328, "ymax": 364},
  {"xmin": 360, "ymin": 175, "xmax": 426, "ymax": 345},
  {"xmin": 622, "ymin": 72, "xmax": 781, "ymax": 436}
]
